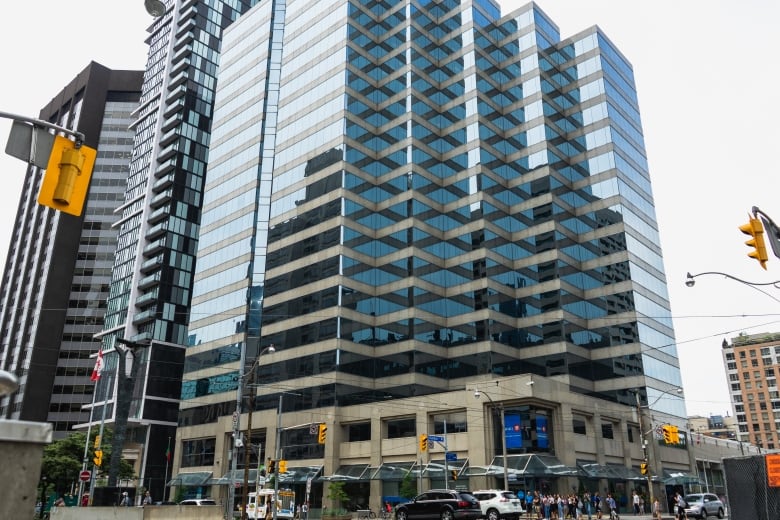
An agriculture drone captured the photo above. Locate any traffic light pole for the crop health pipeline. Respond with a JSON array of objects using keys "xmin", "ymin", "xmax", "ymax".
[
  {"xmin": 88, "ymin": 375, "xmax": 112, "ymax": 505},
  {"xmin": 77, "ymin": 376, "xmax": 100, "ymax": 504},
  {"xmin": 273, "ymin": 395, "xmax": 282, "ymax": 520},
  {"xmin": 0, "ymin": 110, "xmax": 85, "ymax": 145},
  {"xmin": 634, "ymin": 392, "xmax": 654, "ymax": 509}
]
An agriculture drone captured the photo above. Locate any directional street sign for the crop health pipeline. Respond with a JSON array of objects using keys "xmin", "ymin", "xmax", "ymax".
[
  {"xmin": 428, "ymin": 434, "xmax": 444, "ymax": 442},
  {"xmin": 446, "ymin": 452, "xmax": 456, "ymax": 462}
]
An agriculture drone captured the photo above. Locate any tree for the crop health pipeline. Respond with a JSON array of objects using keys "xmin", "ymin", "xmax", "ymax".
[
  {"xmin": 399, "ymin": 473, "xmax": 417, "ymax": 499},
  {"xmin": 40, "ymin": 431, "xmax": 135, "ymax": 495},
  {"xmin": 325, "ymin": 481, "xmax": 349, "ymax": 514}
]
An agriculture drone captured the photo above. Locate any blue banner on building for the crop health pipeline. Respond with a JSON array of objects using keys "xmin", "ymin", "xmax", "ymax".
[{"xmin": 505, "ymin": 414, "xmax": 522, "ymax": 448}]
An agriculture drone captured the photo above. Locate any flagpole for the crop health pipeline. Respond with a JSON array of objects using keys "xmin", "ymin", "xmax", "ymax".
[{"xmin": 77, "ymin": 385, "xmax": 99, "ymax": 504}]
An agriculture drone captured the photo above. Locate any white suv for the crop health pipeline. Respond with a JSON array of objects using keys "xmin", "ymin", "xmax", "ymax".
[{"xmin": 472, "ymin": 490, "xmax": 524, "ymax": 520}]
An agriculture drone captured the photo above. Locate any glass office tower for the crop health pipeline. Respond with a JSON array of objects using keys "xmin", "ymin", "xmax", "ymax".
[
  {"xmin": 178, "ymin": 0, "xmax": 685, "ymax": 503},
  {"xmin": 98, "ymin": 0, "xmax": 257, "ymax": 500}
]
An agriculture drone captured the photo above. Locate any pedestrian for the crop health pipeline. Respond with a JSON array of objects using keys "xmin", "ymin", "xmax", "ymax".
[
  {"xmin": 652, "ymin": 497, "xmax": 661, "ymax": 520},
  {"xmin": 632, "ymin": 492, "xmax": 640, "ymax": 515},
  {"xmin": 143, "ymin": 491, "xmax": 152, "ymax": 505},
  {"xmin": 583, "ymin": 492, "xmax": 592, "ymax": 520},
  {"xmin": 120, "ymin": 491, "xmax": 131, "ymax": 507},
  {"xmin": 296, "ymin": 504, "xmax": 302, "ymax": 519},
  {"xmin": 593, "ymin": 492, "xmax": 602, "ymax": 520},
  {"xmin": 674, "ymin": 493, "xmax": 687, "ymax": 520},
  {"xmin": 81, "ymin": 493, "xmax": 89, "ymax": 507}
]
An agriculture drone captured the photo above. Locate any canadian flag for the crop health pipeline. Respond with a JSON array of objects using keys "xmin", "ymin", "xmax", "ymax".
[{"xmin": 90, "ymin": 348, "xmax": 104, "ymax": 382}]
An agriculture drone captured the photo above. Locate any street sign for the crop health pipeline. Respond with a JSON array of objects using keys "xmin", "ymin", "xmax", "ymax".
[
  {"xmin": 79, "ymin": 470, "xmax": 91, "ymax": 482},
  {"xmin": 445, "ymin": 452, "xmax": 456, "ymax": 462},
  {"xmin": 428, "ymin": 435, "xmax": 444, "ymax": 442}
]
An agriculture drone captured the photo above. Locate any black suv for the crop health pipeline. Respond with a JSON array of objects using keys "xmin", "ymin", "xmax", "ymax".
[{"xmin": 395, "ymin": 490, "xmax": 482, "ymax": 520}]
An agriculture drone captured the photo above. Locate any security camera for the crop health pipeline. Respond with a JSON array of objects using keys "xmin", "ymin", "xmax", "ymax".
[{"xmin": 474, "ymin": 389, "xmax": 481, "ymax": 399}]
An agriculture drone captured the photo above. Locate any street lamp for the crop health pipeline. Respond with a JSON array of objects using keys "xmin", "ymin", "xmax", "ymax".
[
  {"xmin": 473, "ymin": 387, "xmax": 509, "ymax": 490},
  {"xmin": 229, "ymin": 344, "xmax": 275, "ymax": 520},
  {"xmin": 144, "ymin": 0, "xmax": 166, "ymax": 17}
]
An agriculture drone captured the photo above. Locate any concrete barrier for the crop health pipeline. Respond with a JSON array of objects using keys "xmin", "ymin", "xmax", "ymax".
[
  {"xmin": 50, "ymin": 505, "xmax": 224, "ymax": 520},
  {"xmin": 0, "ymin": 419, "xmax": 52, "ymax": 520}
]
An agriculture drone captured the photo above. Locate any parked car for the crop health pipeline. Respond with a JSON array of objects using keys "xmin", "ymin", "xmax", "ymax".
[
  {"xmin": 180, "ymin": 498, "xmax": 218, "ymax": 506},
  {"xmin": 395, "ymin": 490, "xmax": 482, "ymax": 520},
  {"xmin": 472, "ymin": 490, "xmax": 524, "ymax": 520},
  {"xmin": 683, "ymin": 493, "xmax": 725, "ymax": 519}
]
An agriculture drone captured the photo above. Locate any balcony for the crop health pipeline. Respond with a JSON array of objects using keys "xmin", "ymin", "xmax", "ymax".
[
  {"xmin": 152, "ymin": 174, "xmax": 174, "ymax": 191},
  {"xmin": 145, "ymin": 222, "xmax": 169, "ymax": 241},
  {"xmin": 143, "ymin": 238, "xmax": 166, "ymax": 257},
  {"xmin": 150, "ymin": 189, "xmax": 172, "ymax": 209},
  {"xmin": 132, "ymin": 309, "xmax": 157, "ymax": 326},
  {"xmin": 138, "ymin": 272, "xmax": 162, "ymax": 290},
  {"xmin": 140, "ymin": 255, "xmax": 164, "ymax": 274},
  {"xmin": 147, "ymin": 206, "xmax": 169, "ymax": 225},
  {"xmin": 135, "ymin": 289, "xmax": 159, "ymax": 308}
]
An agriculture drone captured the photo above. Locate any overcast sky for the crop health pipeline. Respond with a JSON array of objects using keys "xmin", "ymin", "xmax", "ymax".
[{"xmin": 1, "ymin": 0, "xmax": 778, "ymax": 418}]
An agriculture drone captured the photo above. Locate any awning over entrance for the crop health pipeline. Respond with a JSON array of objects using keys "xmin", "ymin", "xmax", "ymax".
[
  {"xmin": 279, "ymin": 465, "xmax": 323, "ymax": 484},
  {"xmin": 370, "ymin": 461, "xmax": 420, "ymax": 481},
  {"xmin": 500, "ymin": 454, "xmax": 579, "ymax": 477},
  {"xmin": 663, "ymin": 471, "xmax": 701, "ymax": 485},
  {"xmin": 577, "ymin": 463, "xmax": 646, "ymax": 481},
  {"xmin": 422, "ymin": 459, "xmax": 468, "ymax": 477},
  {"xmin": 166, "ymin": 471, "xmax": 212, "ymax": 487},
  {"xmin": 322, "ymin": 464, "xmax": 373, "ymax": 481},
  {"xmin": 208, "ymin": 469, "xmax": 264, "ymax": 486}
]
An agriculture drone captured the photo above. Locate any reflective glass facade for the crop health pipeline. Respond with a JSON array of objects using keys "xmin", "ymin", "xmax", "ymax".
[{"xmin": 182, "ymin": 0, "xmax": 685, "ymax": 432}]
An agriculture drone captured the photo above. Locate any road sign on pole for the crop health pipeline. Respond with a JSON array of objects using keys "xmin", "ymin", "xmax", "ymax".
[
  {"xmin": 79, "ymin": 470, "xmax": 91, "ymax": 482},
  {"xmin": 428, "ymin": 435, "xmax": 444, "ymax": 442}
]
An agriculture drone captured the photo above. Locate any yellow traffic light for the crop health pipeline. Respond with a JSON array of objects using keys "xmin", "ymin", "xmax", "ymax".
[
  {"xmin": 420, "ymin": 434, "xmax": 428, "ymax": 452},
  {"xmin": 37, "ymin": 135, "xmax": 96, "ymax": 216},
  {"xmin": 94, "ymin": 434, "xmax": 101, "ymax": 448},
  {"xmin": 451, "ymin": 469, "xmax": 458, "ymax": 481},
  {"xmin": 640, "ymin": 462, "xmax": 648, "ymax": 475},
  {"xmin": 740, "ymin": 216, "xmax": 769, "ymax": 269},
  {"xmin": 279, "ymin": 460, "xmax": 287, "ymax": 473},
  {"xmin": 267, "ymin": 458, "xmax": 276, "ymax": 474},
  {"xmin": 93, "ymin": 449, "xmax": 103, "ymax": 467},
  {"xmin": 662, "ymin": 425, "xmax": 672, "ymax": 444},
  {"xmin": 318, "ymin": 423, "xmax": 327, "ymax": 444},
  {"xmin": 669, "ymin": 425, "xmax": 680, "ymax": 444}
]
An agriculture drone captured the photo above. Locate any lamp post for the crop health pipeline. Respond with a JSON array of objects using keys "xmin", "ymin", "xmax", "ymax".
[
  {"xmin": 109, "ymin": 338, "xmax": 152, "ymax": 487},
  {"xmin": 685, "ymin": 271, "xmax": 780, "ymax": 303},
  {"xmin": 472, "ymin": 388, "xmax": 509, "ymax": 490},
  {"xmin": 239, "ymin": 345, "xmax": 276, "ymax": 520}
]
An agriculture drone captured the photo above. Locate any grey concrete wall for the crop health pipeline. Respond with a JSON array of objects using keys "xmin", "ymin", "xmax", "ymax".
[
  {"xmin": 50, "ymin": 505, "xmax": 224, "ymax": 520},
  {"xmin": 0, "ymin": 420, "xmax": 52, "ymax": 520}
]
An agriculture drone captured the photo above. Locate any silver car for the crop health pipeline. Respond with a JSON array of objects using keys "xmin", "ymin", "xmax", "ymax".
[{"xmin": 683, "ymin": 493, "xmax": 725, "ymax": 519}]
